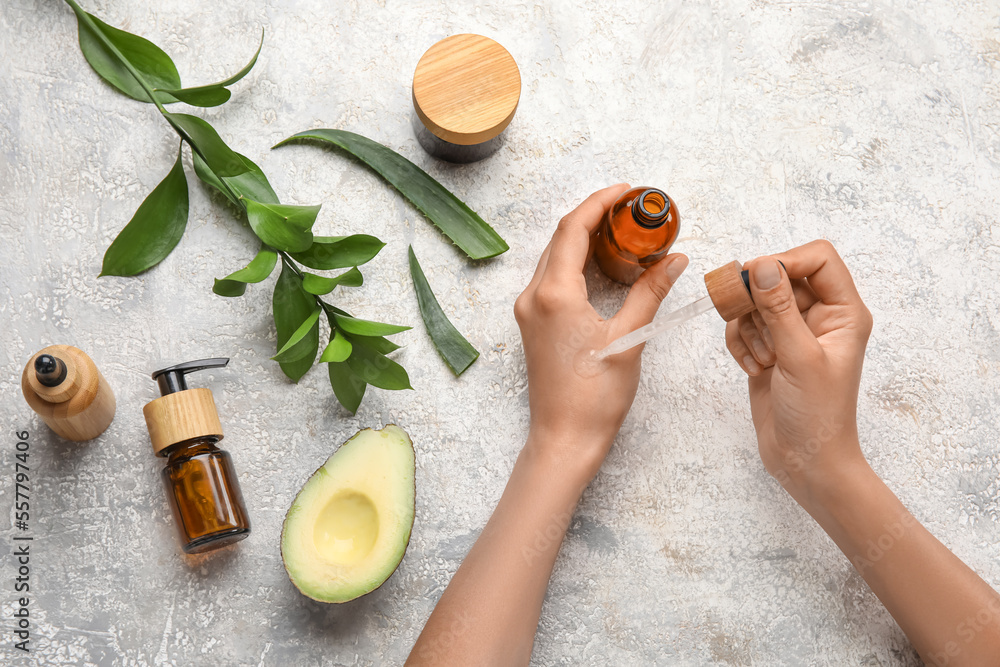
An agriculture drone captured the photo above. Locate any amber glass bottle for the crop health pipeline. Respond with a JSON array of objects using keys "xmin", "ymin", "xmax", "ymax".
[
  {"xmin": 142, "ymin": 358, "xmax": 251, "ymax": 555},
  {"xmin": 162, "ymin": 436, "xmax": 250, "ymax": 554},
  {"xmin": 595, "ymin": 186, "xmax": 680, "ymax": 284}
]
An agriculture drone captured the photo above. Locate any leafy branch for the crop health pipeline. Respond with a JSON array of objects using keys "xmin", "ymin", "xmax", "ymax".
[{"xmin": 65, "ymin": 0, "xmax": 412, "ymax": 412}]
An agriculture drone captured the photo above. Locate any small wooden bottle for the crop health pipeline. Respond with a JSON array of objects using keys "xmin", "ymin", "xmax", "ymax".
[
  {"xmin": 412, "ymin": 34, "xmax": 521, "ymax": 163},
  {"xmin": 21, "ymin": 345, "xmax": 116, "ymax": 441},
  {"xmin": 595, "ymin": 186, "xmax": 681, "ymax": 284}
]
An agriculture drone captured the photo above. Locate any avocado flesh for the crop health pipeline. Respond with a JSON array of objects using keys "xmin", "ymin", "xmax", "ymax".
[{"xmin": 281, "ymin": 425, "xmax": 415, "ymax": 603}]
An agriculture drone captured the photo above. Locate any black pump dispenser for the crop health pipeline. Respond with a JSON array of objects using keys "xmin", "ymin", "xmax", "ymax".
[{"xmin": 152, "ymin": 358, "xmax": 229, "ymax": 397}]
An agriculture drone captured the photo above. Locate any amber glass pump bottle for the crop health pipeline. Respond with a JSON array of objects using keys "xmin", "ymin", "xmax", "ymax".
[
  {"xmin": 595, "ymin": 186, "xmax": 680, "ymax": 284},
  {"xmin": 142, "ymin": 358, "xmax": 250, "ymax": 554}
]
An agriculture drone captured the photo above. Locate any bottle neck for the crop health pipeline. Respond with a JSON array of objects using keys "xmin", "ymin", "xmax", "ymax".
[
  {"xmin": 630, "ymin": 189, "xmax": 670, "ymax": 229},
  {"xmin": 162, "ymin": 436, "xmax": 221, "ymax": 463}
]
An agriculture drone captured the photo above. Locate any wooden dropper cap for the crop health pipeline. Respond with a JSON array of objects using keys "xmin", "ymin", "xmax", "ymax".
[
  {"xmin": 705, "ymin": 261, "xmax": 754, "ymax": 321},
  {"xmin": 412, "ymin": 34, "xmax": 521, "ymax": 145},
  {"xmin": 704, "ymin": 260, "xmax": 787, "ymax": 321}
]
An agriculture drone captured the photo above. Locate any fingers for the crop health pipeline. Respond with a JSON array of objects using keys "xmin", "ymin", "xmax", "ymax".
[
  {"xmin": 524, "ymin": 241, "xmax": 552, "ymax": 294},
  {"xmin": 544, "ymin": 184, "xmax": 629, "ymax": 280},
  {"xmin": 739, "ymin": 310, "xmax": 775, "ymax": 367},
  {"xmin": 772, "ymin": 239, "xmax": 864, "ymax": 307},
  {"xmin": 726, "ymin": 319, "xmax": 763, "ymax": 376},
  {"xmin": 791, "ymin": 277, "xmax": 820, "ymax": 313},
  {"xmin": 747, "ymin": 257, "xmax": 824, "ymax": 365},
  {"xmin": 613, "ymin": 254, "xmax": 688, "ymax": 333},
  {"xmin": 751, "ymin": 310, "xmax": 773, "ymax": 353}
]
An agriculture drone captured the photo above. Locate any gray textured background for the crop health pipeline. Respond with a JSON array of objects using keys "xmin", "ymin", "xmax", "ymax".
[{"xmin": 2, "ymin": 0, "xmax": 999, "ymax": 664}]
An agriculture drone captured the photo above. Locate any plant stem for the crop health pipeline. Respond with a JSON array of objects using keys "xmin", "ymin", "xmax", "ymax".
[
  {"xmin": 63, "ymin": 0, "xmax": 244, "ymax": 205},
  {"xmin": 70, "ymin": 0, "xmax": 331, "ymax": 339},
  {"xmin": 278, "ymin": 252, "xmax": 338, "ymax": 336},
  {"xmin": 63, "ymin": 0, "xmax": 169, "ymax": 114}
]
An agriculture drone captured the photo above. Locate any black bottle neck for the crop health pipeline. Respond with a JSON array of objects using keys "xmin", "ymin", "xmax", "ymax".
[{"xmin": 631, "ymin": 188, "xmax": 671, "ymax": 229}]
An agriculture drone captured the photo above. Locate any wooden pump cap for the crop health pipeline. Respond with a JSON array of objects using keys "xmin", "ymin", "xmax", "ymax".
[
  {"xmin": 705, "ymin": 261, "xmax": 755, "ymax": 322},
  {"xmin": 143, "ymin": 388, "xmax": 223, "ymax": 456},
  {"xmin": 412, "ymin": 34, "xmax": 521, "ymax": 145}
]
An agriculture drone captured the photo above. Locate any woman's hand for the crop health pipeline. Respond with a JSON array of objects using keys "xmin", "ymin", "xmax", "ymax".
[
  {"xmin": 724, "ymin": 240, "xmax": 873, "ymax": 501},
  {"xmin": 514, "ymin": 183, "xmax": 688, "ymax": 481},
  {"xmin": 727, "ymin": 241, "xmax": 1000, "ymax": 665}
]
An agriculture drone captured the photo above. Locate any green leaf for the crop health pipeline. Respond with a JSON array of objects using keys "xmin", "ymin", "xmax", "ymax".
[
  {"xmin": 274, "ymin": 129, "xmax": 508, "ymax": 259},
  {"xmin": 346, "ymin": 338, "xmax": 412, "ymax": 390},
  {"xmin": 71, "ymin": 7, "xmax": 181, "ymax": 104},
  {"xmin": 320, "ymin": 330, "xmax": 352, "ymax": 363},
  {"xmin": 100, "ymin": 144, "xmax": 188, "ymax": 276},
  {"xmin": 212, "ymin": 279, "xmax": 247, "ymax": 297},
  {"xmin": 302, "ymin": 268, "xmax": 363, "ymax": 295},
  {"xmin": 272, "ymin": 263, "xmax": 319, "ymax": 381},
  {"xmin": 289, "ymin": 235, "xmax": 384, "ymax": 270},
  {"xmin": 357, "ymin": 336, "xmax": 401, "ymax": 354},
  {"xmin": 408, "ymin": 246, "xmax": 479, "ymax": 375},
  {"xmin": 244, "ymin": 199, "xmax": 319, "ymax": 252},
  {"xmin": 194, "ymin": 151, "xmax": 279, "ymax": 207},
  {"xmin": 156, "ymin": 30, "xmax": 263, "ymax": 107},
  {"xmin": 166, "ymin": 113, "xmax": 248, "ymax": 177},
  {"xmin": 339, "ymin": 331, "xmax": 401, "ymax": 355},
  {"xmin": 327, "ymin": 361, "xmax": 366, "ymax": 414},
  {"xmin": 165, "ymin": 86, "xmax": 231, "ymax": 108},
  {"xmin": 213, "ymin": 246, "xmax": 278, "ymax": 296},
  {"xmin": 335, "ymin": 314, "xmax": 410, "ymax": 337},
  {"xmin": 327, "ymin": 307, "xmax": 403, "ymax": 354},
  {"xmin": 273, "ymin": 307, "xmax": 321, "ymax": 362}
]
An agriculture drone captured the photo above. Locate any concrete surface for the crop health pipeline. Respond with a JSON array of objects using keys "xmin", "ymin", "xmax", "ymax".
[{"xmin": 2, "ymin": 0, "xmax": 1000, "ymax": 664}]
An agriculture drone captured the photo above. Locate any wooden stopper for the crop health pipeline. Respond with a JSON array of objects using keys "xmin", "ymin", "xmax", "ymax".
[
  {"xmin": 21, "ymin": 345, "xmax": 116, "ymax": 441},
  {"xmin": 412, "ymin": 34, "xmax": 521, "ymax": 146},
  {"xmin": 143, "ymin": 388, "xmax": 223, "ymax": 456},
  {"xmin": 705, "ymin": 261, "xmax": 755, "ymax": 322}
]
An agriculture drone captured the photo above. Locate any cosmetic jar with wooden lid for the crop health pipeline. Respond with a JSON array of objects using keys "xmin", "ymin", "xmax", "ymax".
[{"xmin": 412, "ymin": 33, "xmax": 521, "ymax": 163}]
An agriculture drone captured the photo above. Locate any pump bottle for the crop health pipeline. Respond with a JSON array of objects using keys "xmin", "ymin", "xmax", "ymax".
[{"xmin": 142, "ymin": 358, "xmax": 250, "ymax": 554}]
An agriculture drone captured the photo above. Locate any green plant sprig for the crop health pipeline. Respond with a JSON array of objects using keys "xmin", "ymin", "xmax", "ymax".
[{"xmin": 64, "ymin": 0, "xmax": 411, "ymax": 412}]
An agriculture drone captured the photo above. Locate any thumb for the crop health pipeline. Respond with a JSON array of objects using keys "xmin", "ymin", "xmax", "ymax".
[
  {"xmin": 614, "ymin": 254, "xmax": 688, "ymax": 332},
  {"xmin": 748, "ymin": 257, "xmax": 821, "ymax": 364}
]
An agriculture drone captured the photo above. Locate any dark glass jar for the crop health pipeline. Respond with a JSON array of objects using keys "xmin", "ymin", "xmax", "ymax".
[
  {"xmin": 412, "ymin": 34, "xmax": 521, "ymax": 163},
  {"xmin": 594, "ymin": 187, "xmax": 680, "ymax": 284},
  {"xmin": 161, "ymin": 436, "xmax": 250, "ymax": 554}
]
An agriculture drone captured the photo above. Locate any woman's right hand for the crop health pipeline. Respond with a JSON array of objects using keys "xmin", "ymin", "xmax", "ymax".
[{"xmin": 724, "ymin": 240, "xmax": 874, "ymax": 501}]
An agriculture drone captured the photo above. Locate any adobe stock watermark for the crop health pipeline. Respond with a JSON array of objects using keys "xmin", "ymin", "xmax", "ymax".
[
  {"xmin": 848, "ymin": 511, "xmax": 918, "ymax": 576},
  {"xmin": 928, "ymin": 595, "xmax": 1000, "ymax": 666},
  {"xmin": 521, "ymin": 511, "xmax": 573, "ymax": 567},
  {"xmin": 555, "ymin": 320, "xmax": 599, "ymax": 365},
  {"xmin": 770, "ymin": 415, "xmax": 844, "ymax": 488},
  {"xmin": 338, "ymin": 347, "xmax": 404, "ymax": 390},
  {"xmin": 411, "ymin": 610, "xmax": 473, "ymax": 663}
]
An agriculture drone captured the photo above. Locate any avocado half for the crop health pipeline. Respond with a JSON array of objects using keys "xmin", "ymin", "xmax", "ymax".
[{"xmin": 281, "ymin": 425, "xmax": 415, "ymax": 603}]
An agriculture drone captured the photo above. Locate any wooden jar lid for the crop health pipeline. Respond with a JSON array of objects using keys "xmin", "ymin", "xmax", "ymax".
[
  {"xmin": 143, "ymin": 388, "xmax": 223, "ymax": 456},
  {"xmin": 412, "ymin": 34, "xmax": 521, "ymax": 146}
]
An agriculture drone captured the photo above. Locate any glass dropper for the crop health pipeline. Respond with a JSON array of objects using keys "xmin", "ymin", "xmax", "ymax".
[
  {"xmin": 593, "ymin": 294, "xmax": 716, "ymax": 360},
  {"xmin": 593, "ymin": 260, "xmax": 778, "ymax": 361}
]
